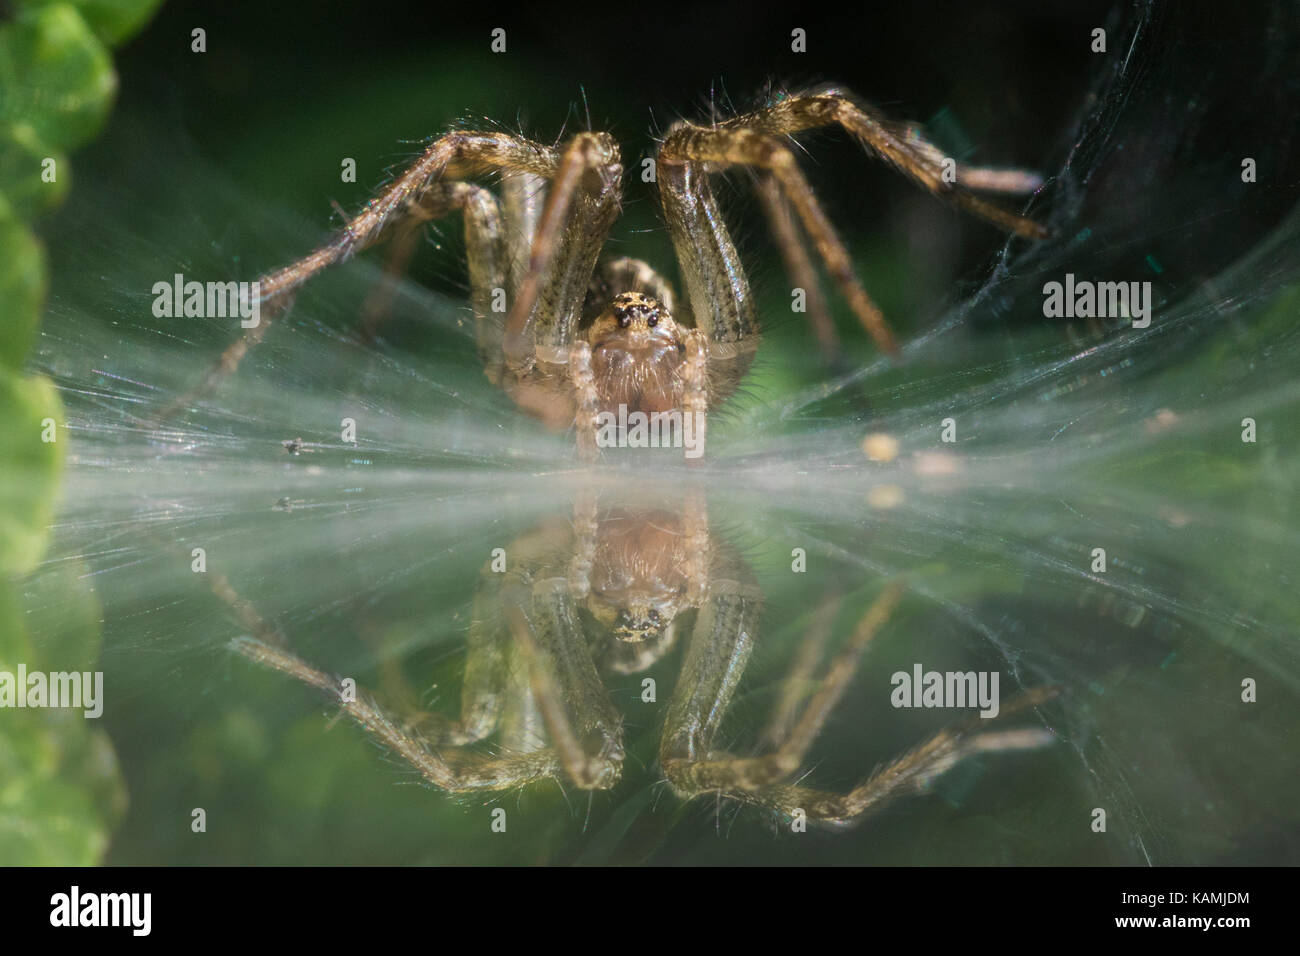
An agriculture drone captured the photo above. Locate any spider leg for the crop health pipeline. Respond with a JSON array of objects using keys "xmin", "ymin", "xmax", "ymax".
[
  {"xmin": 567, "ymin": 489, "xmax": 600, "ymax": 598},
  {"xmin": 758, "ymin": 588, "xmax": 841, "ymax": 749},
  {"xmin": 155, "ymin": 130, "xmax": 560, "ymax": 421},
  {"xmin": 658, "ymin": 88, "xmax": 1048, "ymax": 358},
  {"xmin": 568, "ymin": 340, "xmax": 600, "ymax": 462},
  {"xmin": 355, "ymin": 180, "xmax": 506, "ymax": 361},
  {"xmin": 403, "ymin": 550, "xmax": 518, "ymax": 746},
  {"xmin": 482, "ymin": 133, "xmax": 623, "ymax": 445},
  {"xmin": 217, "ymin": 519, "xmax": 622, "ymax": 793},
  {"xmin": 355, "ymin": 212, "xmax": 426, "ymax": 346},
  {"xmin": 661, "ymin": 120, "xmax": 899, "ymax": 355},
  {"xmin": 201, "ymin": 534, "xmax": 515, "ymax": 766},
  {"xmin": 501, "ymin": 576, "xmax": 625, "ymax": 790},
  {"xmin": 502, "ymin": 131, "xmax": 622, "ymax": 370},
  {"xmin": 231, "ymin": 636, "xmax": 563, "ymax": 792},
  {"xmin": 661, "ymin": 582, "xmax": 902, "ymax": 794},
  {"xmin": 680, "ymin": 327, "xmax": 710, "ymax": 463},
  {"xmin": 753, "ymin": 173, "xmax": 843, "ymax": 365},
  {"xmin": 722, "ymin": 87, "xmax": 1049, "ymax": 233},
  {"xmin": 500, "ymin": 171, "xmax": 548, "ymax": 294},
  {"xmin": 731, "ymin": 686, "xmax": 1059, "ymax": 827},
  {"xmin": 658, "ymin": 571, "xmax": 765, "ymax": 781},
  {"xmin": 681, "ymin": 487, "xmax": 710, "ymax": 602},
  {"xmin": 662, "ymin": 577, "xmax": 1055, "ymax": 824},
  {"xmin": 655, "ymin": 139, "xmax": 759, "ymax": 348}
]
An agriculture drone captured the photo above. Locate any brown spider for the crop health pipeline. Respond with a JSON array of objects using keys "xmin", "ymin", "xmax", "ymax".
[
  {"xmin": 162, "ymin": 87, "xmax": 1047, "ymax": 459},
  {"xmin": 228, "ymin": 491, "xmax": 1058, "ymax": 826}
]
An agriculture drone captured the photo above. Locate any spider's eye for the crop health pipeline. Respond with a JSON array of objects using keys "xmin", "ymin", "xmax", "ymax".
[
  {"xmin": 615, "ymin": 307, "xmax": 631, "ymax": 328},
  {"xmin": 647, "ymin": 314, "xmax": 658, "ymax": 328}
]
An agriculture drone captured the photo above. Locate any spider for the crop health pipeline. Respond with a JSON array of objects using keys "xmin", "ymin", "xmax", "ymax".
[
  {"xmin": 160, "ymin": 86, "xmax": 1047, "ymax": 459},
  {"xmin": 228, "ymin": 491, "xmax": 1058, "ymax": 826}
]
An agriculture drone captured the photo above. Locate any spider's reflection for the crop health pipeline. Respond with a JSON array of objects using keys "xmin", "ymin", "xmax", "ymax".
[{"xmin": 234, "ymin": 489, "xmax": 1055, "ymax": 827}]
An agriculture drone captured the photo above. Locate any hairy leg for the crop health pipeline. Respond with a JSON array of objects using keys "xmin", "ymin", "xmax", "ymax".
[
  {"xmin": 219, "ymin": 515, "xmax": 622, "ymax": 792},
  {"xmin": 658, "ymin": 576, "xmax": 765, "ymax": 776},
  {"xmin": 661, "ymin": 583, "xmax": 903, "ymax": 794},
  {"xmin": 503, "ymin": 132, "xmax": 623, "ymax": 370},
  {"xmin": 659, "ymin": 88, "xmax": 1047, "ymax": 357},
  {"xmin": 357, "ymin": 180, "xmax": 509, "ymax": 378},
  {"xmin": 754, "ymin": 174, "xmax": 842, "ymax": 364},
  {"xmin": 568, "ymin": 340, "xmax": 600, "ymax": 461},
  {"xmin": 567, "ymin": 489, "xmax": 600, "ymax": 596},
  {"xmin": 758, "ymin": 589, "xmax": 842, "ymax": 749},
  {"xmin": 680, "ymin": 328, "xmax": 710, "ymax": 462},
  {"xmin": 501, "ymin": 579, "xmax": 625, "ymax": 789},
  {"xmin": 737, "ymin": 686, "xmax": 1059, "ymax": 827},
  {"xmin": 156, "ymin": 130, "xmax": 561, "ymax": 420},
  {"xmin": 715, "ymin": 87, "xmax": 1047, "ymax": 235},
  {"xmin": 231, "ymin": 636, "xmax": 562, "ymax": 792}
]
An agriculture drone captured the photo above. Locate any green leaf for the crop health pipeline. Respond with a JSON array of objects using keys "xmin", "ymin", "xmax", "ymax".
[
  {"xmin": 0, "ymin": 196, "xmax": 47, "ymax": 368},
  {"xmin": 13, "ymin": 0, "xmax": 166, "ymax": 48},
  {"xmin": 0, "ymin": 369, "xmax": 63, "ymax": 575},
  {"xmin": 0, "ymin": 5, "xmax": 116, "ymax": 152},
  {"xmin": 0, "ymin": 0, "xmax": 162, "ymax": 868},
  {"xmin": 0, "ymin": 121, "xmax": 69, "ymax": 219},
  {"xmin": 0, "ymin": 575, "xmax": 125, "ymax": 866}
]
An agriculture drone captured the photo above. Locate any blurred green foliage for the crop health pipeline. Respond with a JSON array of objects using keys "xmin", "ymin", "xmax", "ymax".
[{"xmin": 0, "ymin": 0, "xmax": 162, "ymax": 865}]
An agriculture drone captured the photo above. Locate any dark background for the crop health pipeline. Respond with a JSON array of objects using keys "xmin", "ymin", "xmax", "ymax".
[{"xmin": 98, "ymin": 0, "xmax": 1121, "ymax": 345}]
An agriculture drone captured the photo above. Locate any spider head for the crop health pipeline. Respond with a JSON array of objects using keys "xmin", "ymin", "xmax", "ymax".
[
  {"xmin": 613, "ymin": 603, "xmax": 673, "ymax": 642},
  {"xmin": 612, "ymin": 290, "xmax": 664, "ymax": 329},
  {"xmin": 588, "ymin": 595, "xmax": 683, "ymax": 644},
  {"xmin": 588, "ymin": 292, "xmax": 679, "ymax": 346}
]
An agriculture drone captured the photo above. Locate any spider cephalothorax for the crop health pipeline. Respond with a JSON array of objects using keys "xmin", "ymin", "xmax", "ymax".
[{"xmin": 163, "ymin": 87, "xmax": 1047, "ymax": 459}]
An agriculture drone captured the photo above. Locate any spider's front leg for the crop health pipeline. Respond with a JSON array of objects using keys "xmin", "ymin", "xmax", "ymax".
[
  {"xmin": 154, "ymin": 130, "xmax": 570, "ymax": 422},
  {"xmin": 211, "ymin": 509, "xmax": 626, "ymax": 794},
  {"xmin": 231, "ymin": 636, "xmax": 564, "ymax": 792},
  {"xmin": 500, "ymin": 132, "xmax": 623, "ymax": 370},
  {"xmin": 471, "ymin": 132, "xmax": 625, "ymax": 455},
  {"xmin": 657, "ymin": 87, "xmax": 1048, "ymax": 361},
  {"xmin": 499, "ymin": 575, "xmax": 626, "ymax": 790},
  {"xmin": 664, "ymin": 583, "xmax": 1056, "ymax": 827},
  {"xmin": 660, "ymin": 583, "xmax": 902, "ymax": 798},
  {"xmin": 738, "ymin": 685, "xmax": 1059, "ymax": 828},
  {"xmin": 657, "ymin": 560, "xmax": 765, "ymax": 786}
]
